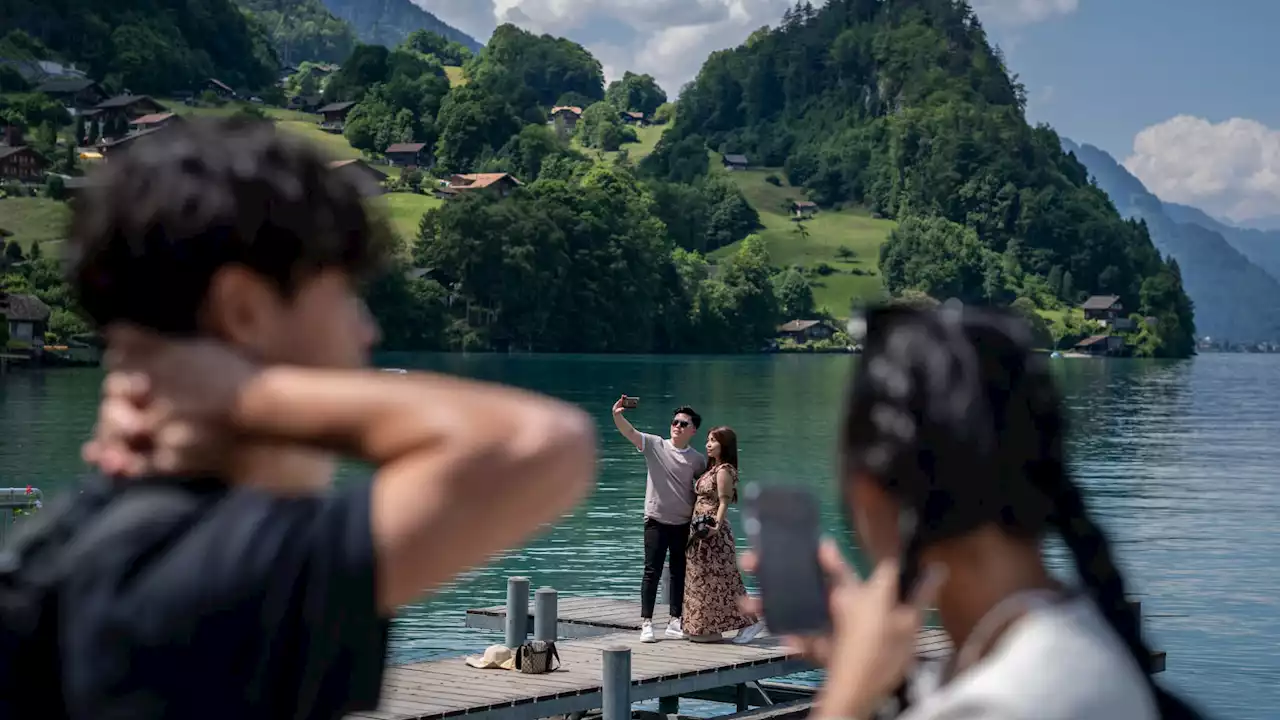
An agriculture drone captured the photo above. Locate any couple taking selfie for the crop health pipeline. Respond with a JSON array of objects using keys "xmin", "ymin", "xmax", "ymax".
[
  {"xmin": 1, "ymin": 117, "xmax": 1203, "ymax": 720},
  {"xmin": 611, "ymin": 396, "xmax": 766, "ymax": 645}
]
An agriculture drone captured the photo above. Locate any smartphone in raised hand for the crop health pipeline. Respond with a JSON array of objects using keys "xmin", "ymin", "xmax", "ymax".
[
  {"xmin": 743, "ymin": 483, "xmax": 831, "ymax": 636},
  {"xmin": 621, "ymin": 396, "xmax": 639, "ymax": 410}
]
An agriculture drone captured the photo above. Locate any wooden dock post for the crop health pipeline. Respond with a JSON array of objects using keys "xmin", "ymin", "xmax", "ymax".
[
  {"xmin": 534, "ymin": 587, "xmax": 558, "ymax": 643},
  {"xmin": 505, "ymin": 576, "xmax": 530, "ymax": 649},
  {"xmin": 602, "ymin": 646, "xmax": 631, "ymax": 720}
]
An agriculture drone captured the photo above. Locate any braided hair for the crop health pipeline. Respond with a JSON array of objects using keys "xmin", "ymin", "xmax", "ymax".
[{"xmin": 841, "ymin": 305, "xmax": 1202, "ymax": 719}]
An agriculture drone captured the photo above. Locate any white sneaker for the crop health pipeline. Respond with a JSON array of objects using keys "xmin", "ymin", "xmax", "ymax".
[
  {"xmin": 732, "ymin": 621, "xmax": 766, "ymax": 645},
  {"xmin": 640, "ymin": 620, "xmax": 656, "ymax": 643},
  {"xmin": 665, "ymin": 617, "xmax": 685, "ymax": 640}
]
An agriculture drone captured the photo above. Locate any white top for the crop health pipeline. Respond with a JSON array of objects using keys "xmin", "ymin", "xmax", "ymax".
[{"xmin": 901, "ymin": 597, "xmax": 1158, "ymax": 720}]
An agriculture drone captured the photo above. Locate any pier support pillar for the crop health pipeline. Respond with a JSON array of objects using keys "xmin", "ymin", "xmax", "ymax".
[
  {"xmin": 1129, "ymin": 599, "xmax": 1143, "ymax": 641},
  {"xmin": 658, "ymin": 695, "xmax": 679, "ymax": 716},
  {"xmin": 534, "ymin": 587, "xmax": 558, "ymax": 642},
  {"xmin": 602, "ymin": 646, "xmax": 632, "ymax": 720},
  {"xmin": 505, "ymin": 576, "xmax": 530, "ymax": 649}
]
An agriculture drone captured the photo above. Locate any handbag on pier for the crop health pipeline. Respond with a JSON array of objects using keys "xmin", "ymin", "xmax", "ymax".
[{"xmin": 514, "ymin": 640, "xmax": 561, "ymax": 674}]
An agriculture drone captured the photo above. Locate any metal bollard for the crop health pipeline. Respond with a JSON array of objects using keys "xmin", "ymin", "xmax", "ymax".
[
  {"xmin": 505, "ymin": 576, "xmax": 530, "ymax": 649},
  {"xmin": 602, "ymin": 646, "xmax": 632, "ymax": 720},
  {"xmin": 534, "ymin": 587, "xmax": 558, "ymax": 643}
]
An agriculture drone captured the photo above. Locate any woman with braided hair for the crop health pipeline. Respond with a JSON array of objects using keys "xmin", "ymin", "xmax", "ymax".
[{"xmin": 744, "ymin": 304, "xmax": 1204, "ymax": 720}]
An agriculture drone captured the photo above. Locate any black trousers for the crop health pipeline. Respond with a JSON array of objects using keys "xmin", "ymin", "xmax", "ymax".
[{"xmin": 640, "ymin": 517, "xmax": 690, "ymax": 620}]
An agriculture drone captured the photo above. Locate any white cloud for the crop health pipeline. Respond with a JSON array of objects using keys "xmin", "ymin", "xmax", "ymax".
[
  {"xmin": 413, "ymin": 0, "xmax": 794, "ymax": 96},
  {"xmin": 970, "ymin": 0, "xmax": 1078, "ymax": 26},
  {"xmin": 1123, "ymin": 116, "xmax": 1280, "ymax": 224}
]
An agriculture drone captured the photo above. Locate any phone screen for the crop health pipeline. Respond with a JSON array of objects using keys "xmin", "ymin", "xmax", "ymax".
[{"xmin": 743, "ymin": 484, "xmax": 831, "ymax": 636}]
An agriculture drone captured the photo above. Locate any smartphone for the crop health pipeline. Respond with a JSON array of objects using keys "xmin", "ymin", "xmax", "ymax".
[
  {"xmin": 621, "ymin": 396, "xmax": 639, "ymax": 409},
  {"xmin": 743, "ymin": 483, "xmax": 831, "ymax": 635}
]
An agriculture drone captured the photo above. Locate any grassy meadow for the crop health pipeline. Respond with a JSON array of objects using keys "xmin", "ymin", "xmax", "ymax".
[{"xmin": 709, "ymin": 160, "xmax": 896, "ymax": 317}]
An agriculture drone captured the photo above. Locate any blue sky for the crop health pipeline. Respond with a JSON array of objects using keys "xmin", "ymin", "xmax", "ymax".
[
  {"xmin": 422, "ymin": 0, "xmax": 1280, "ymax": 224},
  {"xmin": 994, "ymin": 0, "xmax": 1277, "ymax": 159}
]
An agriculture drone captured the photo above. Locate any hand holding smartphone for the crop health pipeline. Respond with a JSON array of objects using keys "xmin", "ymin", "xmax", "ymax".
[
  {"xmin": 742, "ymin": 483, "xmax": 831, "ymax": 635},
  {"xmin": 620, "ymin": 396, "xmax": 639, "ymax": 410}
]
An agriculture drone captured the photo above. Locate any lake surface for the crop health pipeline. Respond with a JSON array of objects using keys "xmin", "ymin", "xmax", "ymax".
[{"xmin": 2, "ymin": 354, "xmax": 1277, "ymax": 718}]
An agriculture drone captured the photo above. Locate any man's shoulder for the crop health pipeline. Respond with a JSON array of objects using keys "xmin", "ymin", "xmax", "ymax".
[{"xmin": 63, "ymin": 482, "xmax": 373, "ymax": 597}]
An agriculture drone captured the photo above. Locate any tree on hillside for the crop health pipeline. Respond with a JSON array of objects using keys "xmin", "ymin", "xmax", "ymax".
[
  {"xmin": 605, "ymin": 72, "xmax": 667, "ymax": 116},
  {"xmin": 774, "ymin": 268, "xmax": 816, "ymax": 320},
  {"xmin": 880, "ymin": 216, "xmax": 1002, "ymax": 305},
  {"xmin": 238, "ymin": 0, "xmax": 356, "ymax": 65},
  {"xmin": 342, "ymin": 51, "xmax": 449, "ymax": 153},
  {"xmin": 576, "ymin": 102, "xmax": 635, "ymax": 151},
  {"xmin": 323, "ymin": 43, "xmax": 390, "ymax": 102},
  {"xmin": 404, "ymin": 29, "xmax": 473, "ymax": 66},
  {"xmin": 433, "ymin": 85, "xmax": 524, "ymax": 173},
  {"xmin": 467, "ymin": 24, "xmax": 605, "ymax": 117}
]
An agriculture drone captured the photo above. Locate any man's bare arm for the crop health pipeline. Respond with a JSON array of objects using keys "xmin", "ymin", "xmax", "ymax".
[
  {"xmin": 233, "ymin": 368, "xmax": 597, "ymax": 613},
  {"xmin": 610, "ymin": 396, "xmax": 643, "ymax": 451}
]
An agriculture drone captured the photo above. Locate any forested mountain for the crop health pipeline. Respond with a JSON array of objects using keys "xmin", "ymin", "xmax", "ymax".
[
  {"xmin": 320, "ymin": 0, "xmax": 480, "ymax": 52},
  {"xmin": 235, "ymin": 0, "xmax": 357, "ymax": 65},
  {"xmin": 0, "ymin": 0, "xmax": 278, "ymax": 93},
  {"xmin": 647, "ymin": 0, "xmax": 1197, "ymax": 356},
  {"xmin": 1162, "ymin": 203, "xmax": 1280, "ymax": 285},
  {"xmin": 1064, "ymin": 140, "xmax": 1280, "ymax": 343}
]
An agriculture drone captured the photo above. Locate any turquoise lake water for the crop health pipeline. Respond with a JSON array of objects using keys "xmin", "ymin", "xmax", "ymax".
[{"xmin": 2, "ymin": 353, "xmax": 1276, "ymax": 717}]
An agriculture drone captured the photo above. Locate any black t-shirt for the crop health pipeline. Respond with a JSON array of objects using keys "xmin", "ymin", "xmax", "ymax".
[{"xmin": 56, "ymin": 479, "xmax": 390, "ymax": 720}]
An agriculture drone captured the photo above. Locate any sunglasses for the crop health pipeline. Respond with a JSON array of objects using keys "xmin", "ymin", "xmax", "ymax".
[{"xmin": 671, "ymin": 419, "xmax": 691, "ymax": 429}]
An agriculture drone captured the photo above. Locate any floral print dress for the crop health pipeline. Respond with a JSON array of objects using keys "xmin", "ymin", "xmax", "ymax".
[{"xmin": 682, "ymin": 464, "xmax": 754, "ymax": 637}]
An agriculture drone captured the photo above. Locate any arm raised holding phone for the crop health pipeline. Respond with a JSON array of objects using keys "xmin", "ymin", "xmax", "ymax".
[{"xmin": 611, "ymin": 395, "xmax": 644, "ymax": 450}]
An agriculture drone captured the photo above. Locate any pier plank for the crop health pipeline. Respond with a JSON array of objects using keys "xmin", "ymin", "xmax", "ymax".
[{"xmin": 353, "ymin": 595, "xmax": 1156, "ymax": 720}]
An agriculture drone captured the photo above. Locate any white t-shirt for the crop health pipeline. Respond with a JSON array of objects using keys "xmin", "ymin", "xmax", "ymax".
[{"xmin": 900, "ymin": 597, "xmax": 1157, "ymax": 720}]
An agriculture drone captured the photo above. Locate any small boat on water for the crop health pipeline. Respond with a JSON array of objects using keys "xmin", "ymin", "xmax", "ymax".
[{"xmin": 380, "ymin": 368, "xmax": 408, "ymax": 374}]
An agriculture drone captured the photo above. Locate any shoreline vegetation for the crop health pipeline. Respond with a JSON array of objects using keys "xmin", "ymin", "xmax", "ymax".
[{"xmin": 2, "ymin": 0, "xmax": 1201, "ymax": 360}]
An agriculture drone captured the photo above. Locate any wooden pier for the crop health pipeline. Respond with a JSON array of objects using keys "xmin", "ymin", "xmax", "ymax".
[{"xmin": 348, "ymin": 578, "xmax": 1165, "ymax": 720}]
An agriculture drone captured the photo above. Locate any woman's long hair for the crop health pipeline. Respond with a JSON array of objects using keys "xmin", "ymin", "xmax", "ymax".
[
  {"xmin": 707, "ymin": 426, "xmax": 739, "ymax": 502},
  {"xmin": 839, "ymin": 305, "xmax": 1203, "ymax": 720}
]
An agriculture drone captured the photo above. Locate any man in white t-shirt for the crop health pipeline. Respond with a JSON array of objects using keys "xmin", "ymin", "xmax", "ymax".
[{"xmin": 611, "ymin": 397, "xmax": 707, "ymax": 642}]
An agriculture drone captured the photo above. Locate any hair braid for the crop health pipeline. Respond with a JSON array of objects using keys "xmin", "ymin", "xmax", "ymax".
[{"xmin": 843, "ymin": 305, "xmax": 1206, "ymax": 720}]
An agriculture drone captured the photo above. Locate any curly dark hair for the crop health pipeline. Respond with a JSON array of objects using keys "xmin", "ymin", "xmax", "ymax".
[
  {"xmin": 67, "ymin": 116, "xmax": 391, "ymax": 335},
  {"xmin": 841, "ymin": 305, "xmax": 1203, "ymax": 720}
]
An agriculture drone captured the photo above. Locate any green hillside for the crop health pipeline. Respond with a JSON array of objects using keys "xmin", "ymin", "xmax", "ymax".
[
  {"xmin": 711, "ymin": 165, "xmax": 894, "ymax": 316},
  {"xmin": 0, "ymin": 198, "xmax": 71, "ymax": 248},
  {"xmin": 1, "ymin": 2, "xmax": 277, "ymax": 94},
  {"xmin": 377, "ymin": 192, "xmax": 441, "ymax": 242},
  {"xmin": 647, "ymin": 0, "xmax": 1196, "ymax": 357},
  {"xmin": 571, "ymin": 122, "xmax": 666, "ymax": 164}
]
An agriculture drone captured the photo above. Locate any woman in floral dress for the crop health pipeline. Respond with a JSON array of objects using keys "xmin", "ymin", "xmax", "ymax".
[{"xmin": 682, "ymin": 426, "xmax": 766, "ymax": 643}]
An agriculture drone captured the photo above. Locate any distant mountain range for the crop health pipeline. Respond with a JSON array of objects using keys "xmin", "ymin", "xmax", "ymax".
[
  {"xmin": 319, "ymin": 0, "xmax": 481, "ymax": 52},
  {"xmin": 1063, "ymin": 139, "xmax": 1280, "ymax": 343},
  {"xmin": 1160, "ymin": 203, "xmax": 1280, "ymax": 285}
]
